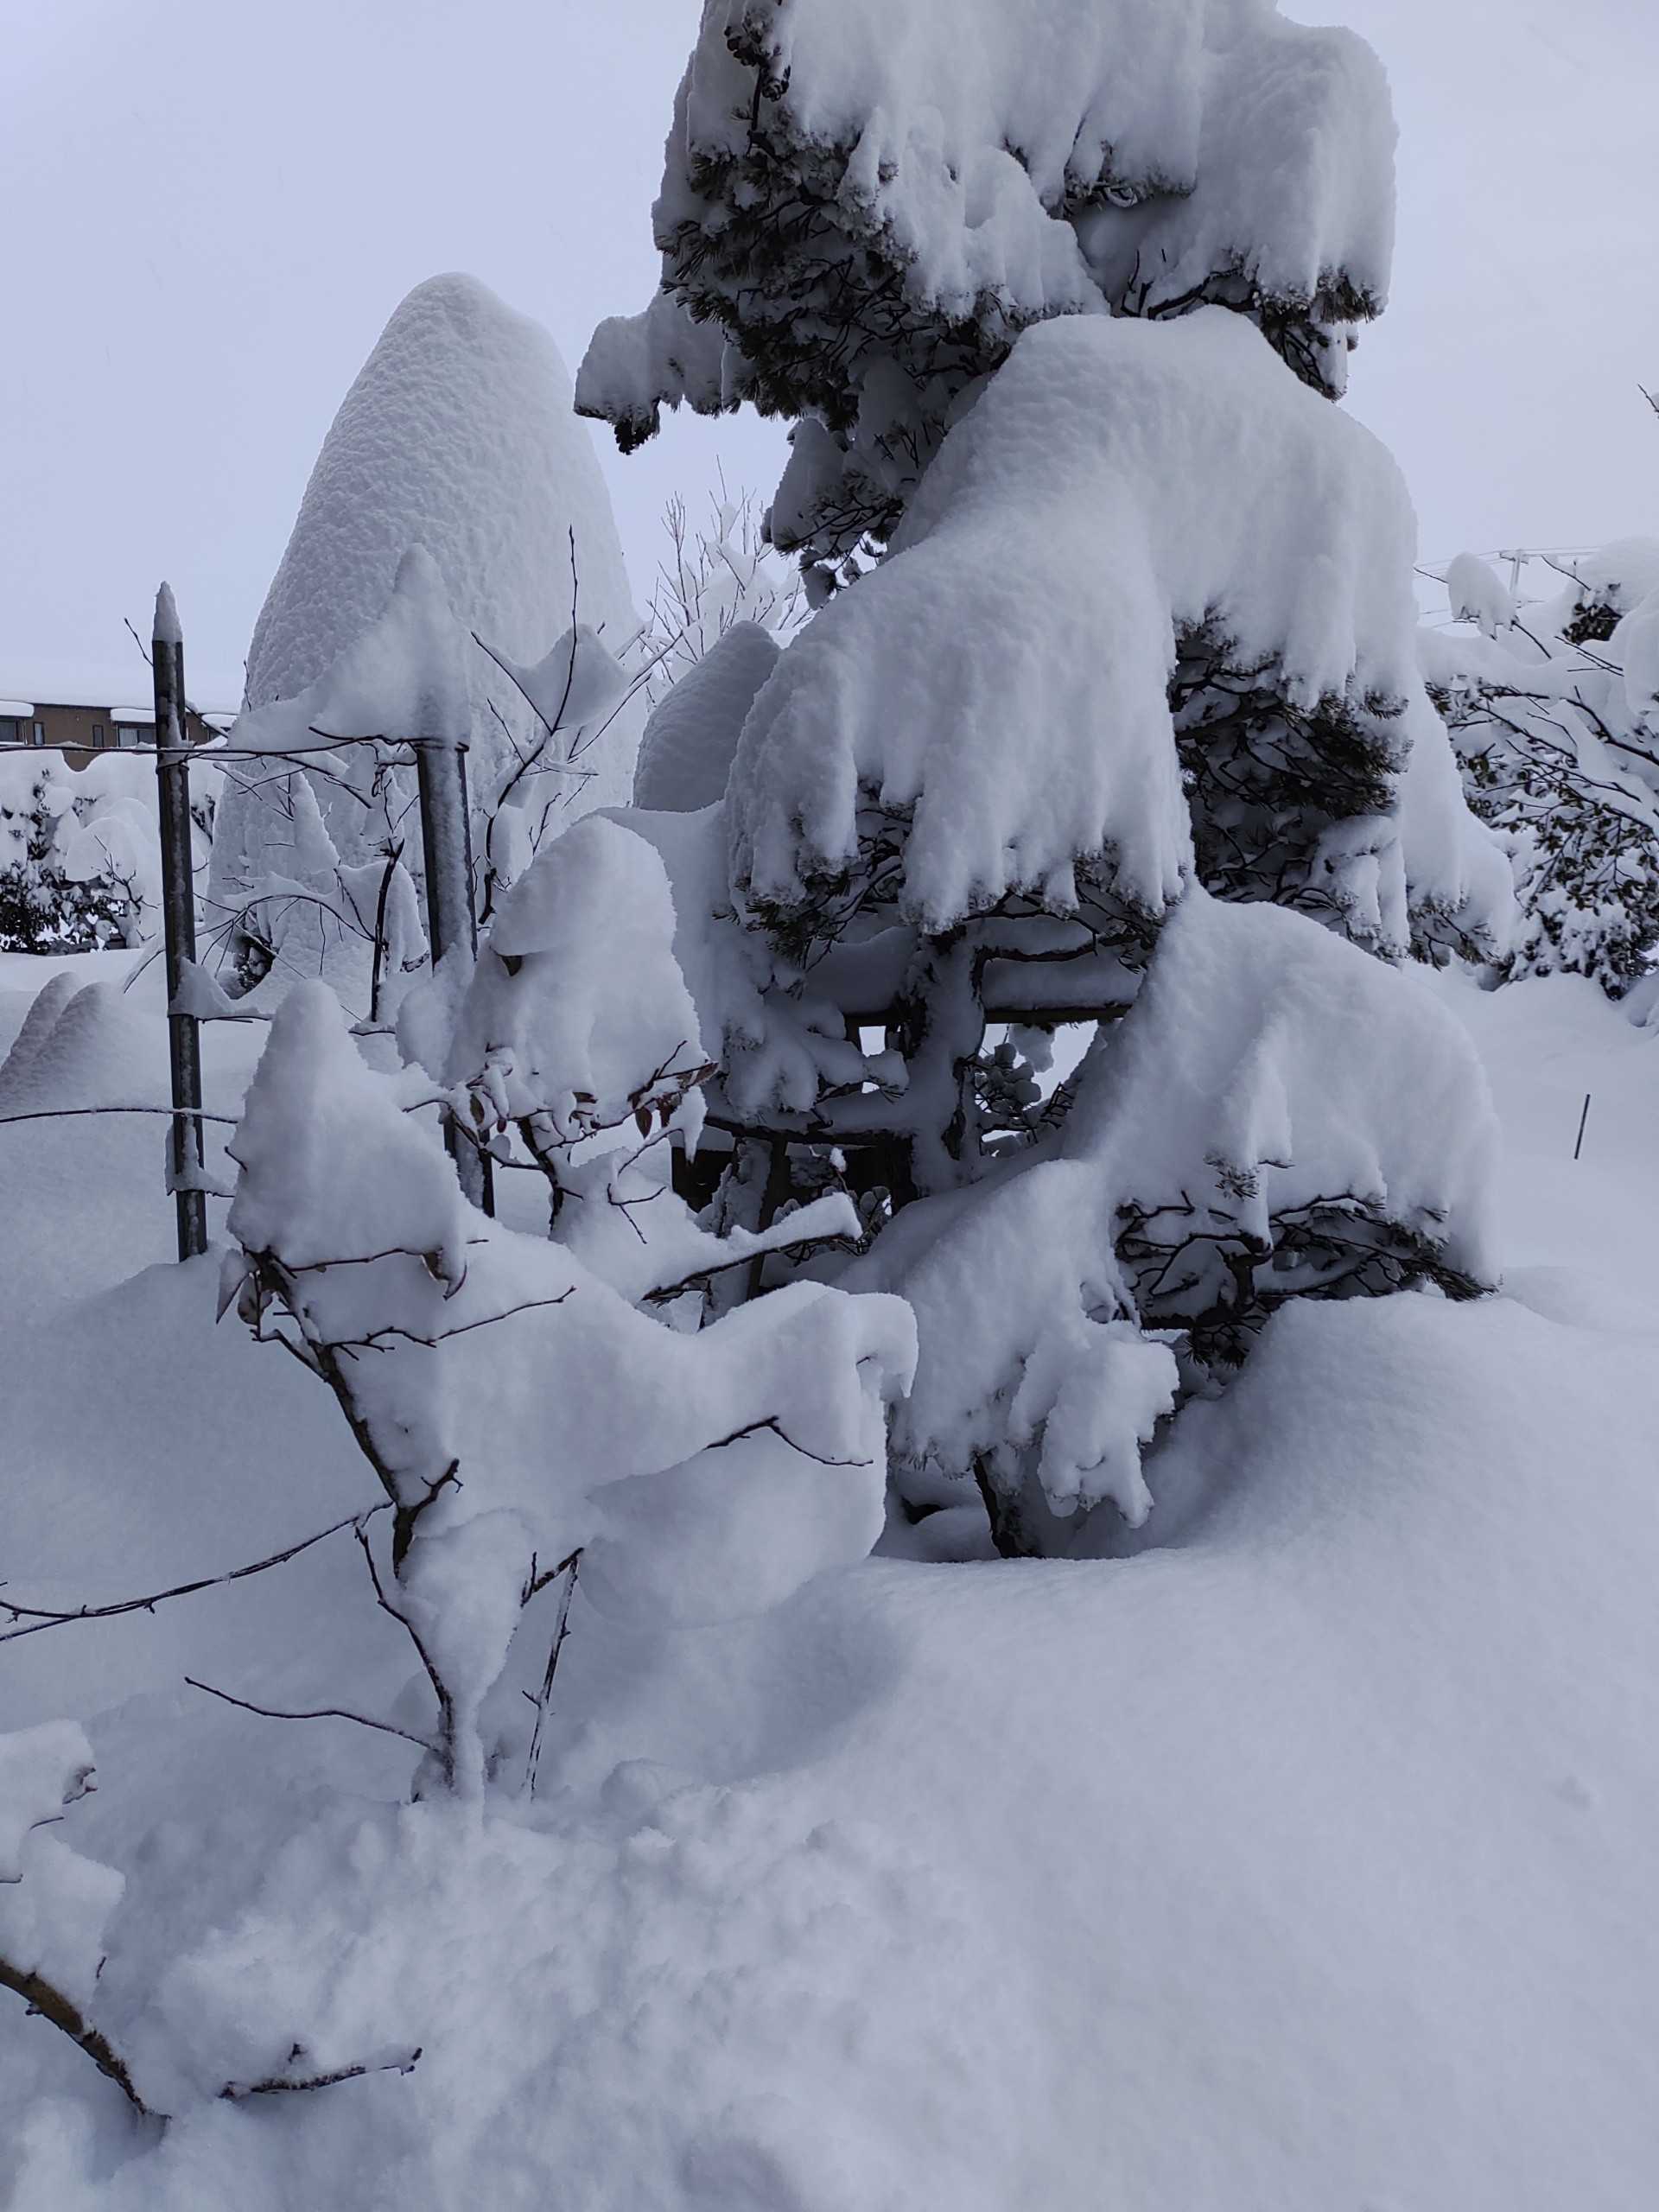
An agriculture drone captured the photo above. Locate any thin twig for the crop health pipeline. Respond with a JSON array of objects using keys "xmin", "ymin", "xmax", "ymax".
[
  {"xmin": 351, "ymin": 1520, "xmax": 455, "ymax": 1776},
  {"xmin": 703, "ymin": 1415, "xmax": 871, "ymax": 1470},
  {"xmin": 521, "ymin": 1547, "xmax": 582, "ymax": 1605},
  {"xmin": 0, "ymin": 1504, "xmax": 390, "ymax": 1643},
  {"xmin": 523, "ymin": 1550, "xmax": 582, "ymax": 1796},
  {"xmin": 184, "ymin": 1675, "xmax": 434, "ymax": 1753},
  {"xmin": 219, "ymin": 2046, "xmax": 421, "ymax": 2101},
  {"xmin": 331, "ymin": 1288, "xmax": 575, "ymax": 1357},
  {"xmin": 0, "ymin": 1104, "xmax": 238, "ymax": 1132}
]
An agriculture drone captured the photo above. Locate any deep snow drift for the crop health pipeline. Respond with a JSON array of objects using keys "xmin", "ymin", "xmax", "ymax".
[{"xmin": 2, "ymin": 946, "xmax": 1656, "ymax": 2209}]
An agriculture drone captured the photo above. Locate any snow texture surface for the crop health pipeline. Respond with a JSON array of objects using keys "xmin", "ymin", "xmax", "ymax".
[
  {"xmin": 632, "ymin": 621, "xmax": 779, "ymax": 813},
  {"xmin": 0, "ymin": 1725, "xmax": 96, "ymax": 1885},
  {"xmin": 2, "ymin": 949, "xmax": 1658, "ymax": 2207}
]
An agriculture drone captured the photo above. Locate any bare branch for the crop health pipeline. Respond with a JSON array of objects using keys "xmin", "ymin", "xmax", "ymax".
[
  {"xmin": 523, "ymin": 1549, "xmax": 582, "ymax": 1796},
  {"xmin": 0, "ymin": 1103, "xmax": 238, "ymax": 1133},
  {"xmin": 0, "ymin": 1953, "xmax": 155, "ymax": 2118},
  {"xmin": 330, "ymin": 1288, "xmax": 575, "ymax": 1356},
  {"xmin": 0, "ymin": 1504, "xmax": 390, "ymax": 1644},
  {"xmin": 703, "ymin": 1415, "xmax": 872, "ymax": 1470},
  {"xmin": 219, "ymin": 2044, "xmax": 422, "ymax": 2101},
  {"xmin": 184, "ymin": 1675, "xmax": 435, "ymax": 1753}
]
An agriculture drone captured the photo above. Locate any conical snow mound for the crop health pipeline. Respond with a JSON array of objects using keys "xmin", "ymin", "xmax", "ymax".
[
  {"xmin": 211, "ymin": 275, "xmax": 643, "ymax": 928},
  {"xmin": 245, "ymin": 275, "xmax": 635, "ymax": 716}
]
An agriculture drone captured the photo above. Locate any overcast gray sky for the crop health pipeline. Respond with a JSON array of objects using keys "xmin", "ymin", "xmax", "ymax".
[{"xmin": 3, "ymin": 0, "xmax": 1655, "ymax": 706}]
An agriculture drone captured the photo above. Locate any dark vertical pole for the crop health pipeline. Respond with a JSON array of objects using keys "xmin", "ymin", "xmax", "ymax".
[
  {"xmin": 152, "ymin": 583, "xmax": 208, "ymax": 1260},
  {"xmin": 416, "ymin": 735, "xmax": 492, "ymax": 1214}
]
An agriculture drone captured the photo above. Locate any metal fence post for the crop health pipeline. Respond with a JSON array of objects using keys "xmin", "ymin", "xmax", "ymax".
[
  {"xmin": 415, "ymin": 734, "xmax": 493, "ymax": 1215},
  {"xmin": 152, "ymin": 583, "xmax": 208, "ymax": 1260}
]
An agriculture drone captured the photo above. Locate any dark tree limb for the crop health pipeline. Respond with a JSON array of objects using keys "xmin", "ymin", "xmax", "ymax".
[
  {"xmin": 219, "ymin": 2045, "xmax": 422, "ymax": 2101},
  {"xmin": 1, "ymin": 1504, "xmax": 391, "ymax": 1644},
  {"xmin": 0, "ymin": 1953, "xmax": 155, "ymax": 2117},
  {"xmin": 522, "ymin": 1550, "xmax": 582, "ymax": 1796},
  {"xmin": 704, "ymin": 1415, "xmax": 871, "ymax": 1470},
  {"xmin": 183, "ymin": 1676, "xmax": 435, "ymax": 1756}
]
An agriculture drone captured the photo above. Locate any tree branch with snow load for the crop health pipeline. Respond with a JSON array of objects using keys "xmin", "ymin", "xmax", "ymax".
[{"xmin": 844, "ymin": 891, "xmax": 1498, "ymax": 1554}]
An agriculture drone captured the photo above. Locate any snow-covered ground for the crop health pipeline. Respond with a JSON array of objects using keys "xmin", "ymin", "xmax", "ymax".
[{"xmin": 2, "ymin": 950, "xmax": 1656, "ymax": 2209}]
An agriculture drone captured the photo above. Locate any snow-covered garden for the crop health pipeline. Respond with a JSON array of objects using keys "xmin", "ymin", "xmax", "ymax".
[{"xmin": 3, "ymin": 3, "xmax": 1657, "ymax": 2205}]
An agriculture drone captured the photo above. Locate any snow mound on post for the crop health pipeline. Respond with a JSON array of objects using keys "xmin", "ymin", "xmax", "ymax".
[
  {"xmin": 730, "ymin": 310, "xmax": 1420, "ymax": 933},
  {"xmin": 235, "ymin": 545, "xmax": 473, "ymax": 756},
  {"xmin": 227, "ymin": 979, "xmax": 473, "ymax": 1287},
  {"xmin": 214, "ymin": 275, "xmax": 643, "ymax": 906}
]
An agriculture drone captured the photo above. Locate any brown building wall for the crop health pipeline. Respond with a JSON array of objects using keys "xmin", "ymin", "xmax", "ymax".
[{"xmin": 1, "ymin": 701, "xmax": 217, "ymax": 771}]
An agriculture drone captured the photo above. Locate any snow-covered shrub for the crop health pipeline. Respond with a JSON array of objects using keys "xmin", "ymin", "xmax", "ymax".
[
  {"xmin": 223, "ymin": 982, "xmax": 914, "ymax": 1795},
  {"xmin": 1423, "ymin": 543, "xmax": 1659, "ymax": 994},
  {"xmin": 208, "ymin": 274, "xmax": 647, "ymax": 994},
  {"xmin": 0, "ymin": 754, "xmax": 162, "ymax": 952},
  {"xmin": 560, "ymin": 0, "xmax": 1508, "ymax": 1555}
]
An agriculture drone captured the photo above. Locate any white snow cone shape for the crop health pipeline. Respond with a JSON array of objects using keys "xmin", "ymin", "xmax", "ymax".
[{"xmin": 211, "ymin": 272, "xmax": 645, "ymax": 920}]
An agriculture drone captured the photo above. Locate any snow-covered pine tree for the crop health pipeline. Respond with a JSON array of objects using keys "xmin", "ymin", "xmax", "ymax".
[
  {"xmin": 1422, "ymin": 543, "xmax": 1659, "ymax": 994},
  {"xmin": 443, "ymin": 0, "xmax": 1513, "ymax": 1558},
  {"xmin": 207, "ymin": 274, "xmax": 648, "ymax": 1000}
]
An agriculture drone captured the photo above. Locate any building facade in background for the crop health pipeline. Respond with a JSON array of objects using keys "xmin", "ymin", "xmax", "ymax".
[{"xmin": 0, "ymin": 692, "xmax": 232, "ymax": 767}]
